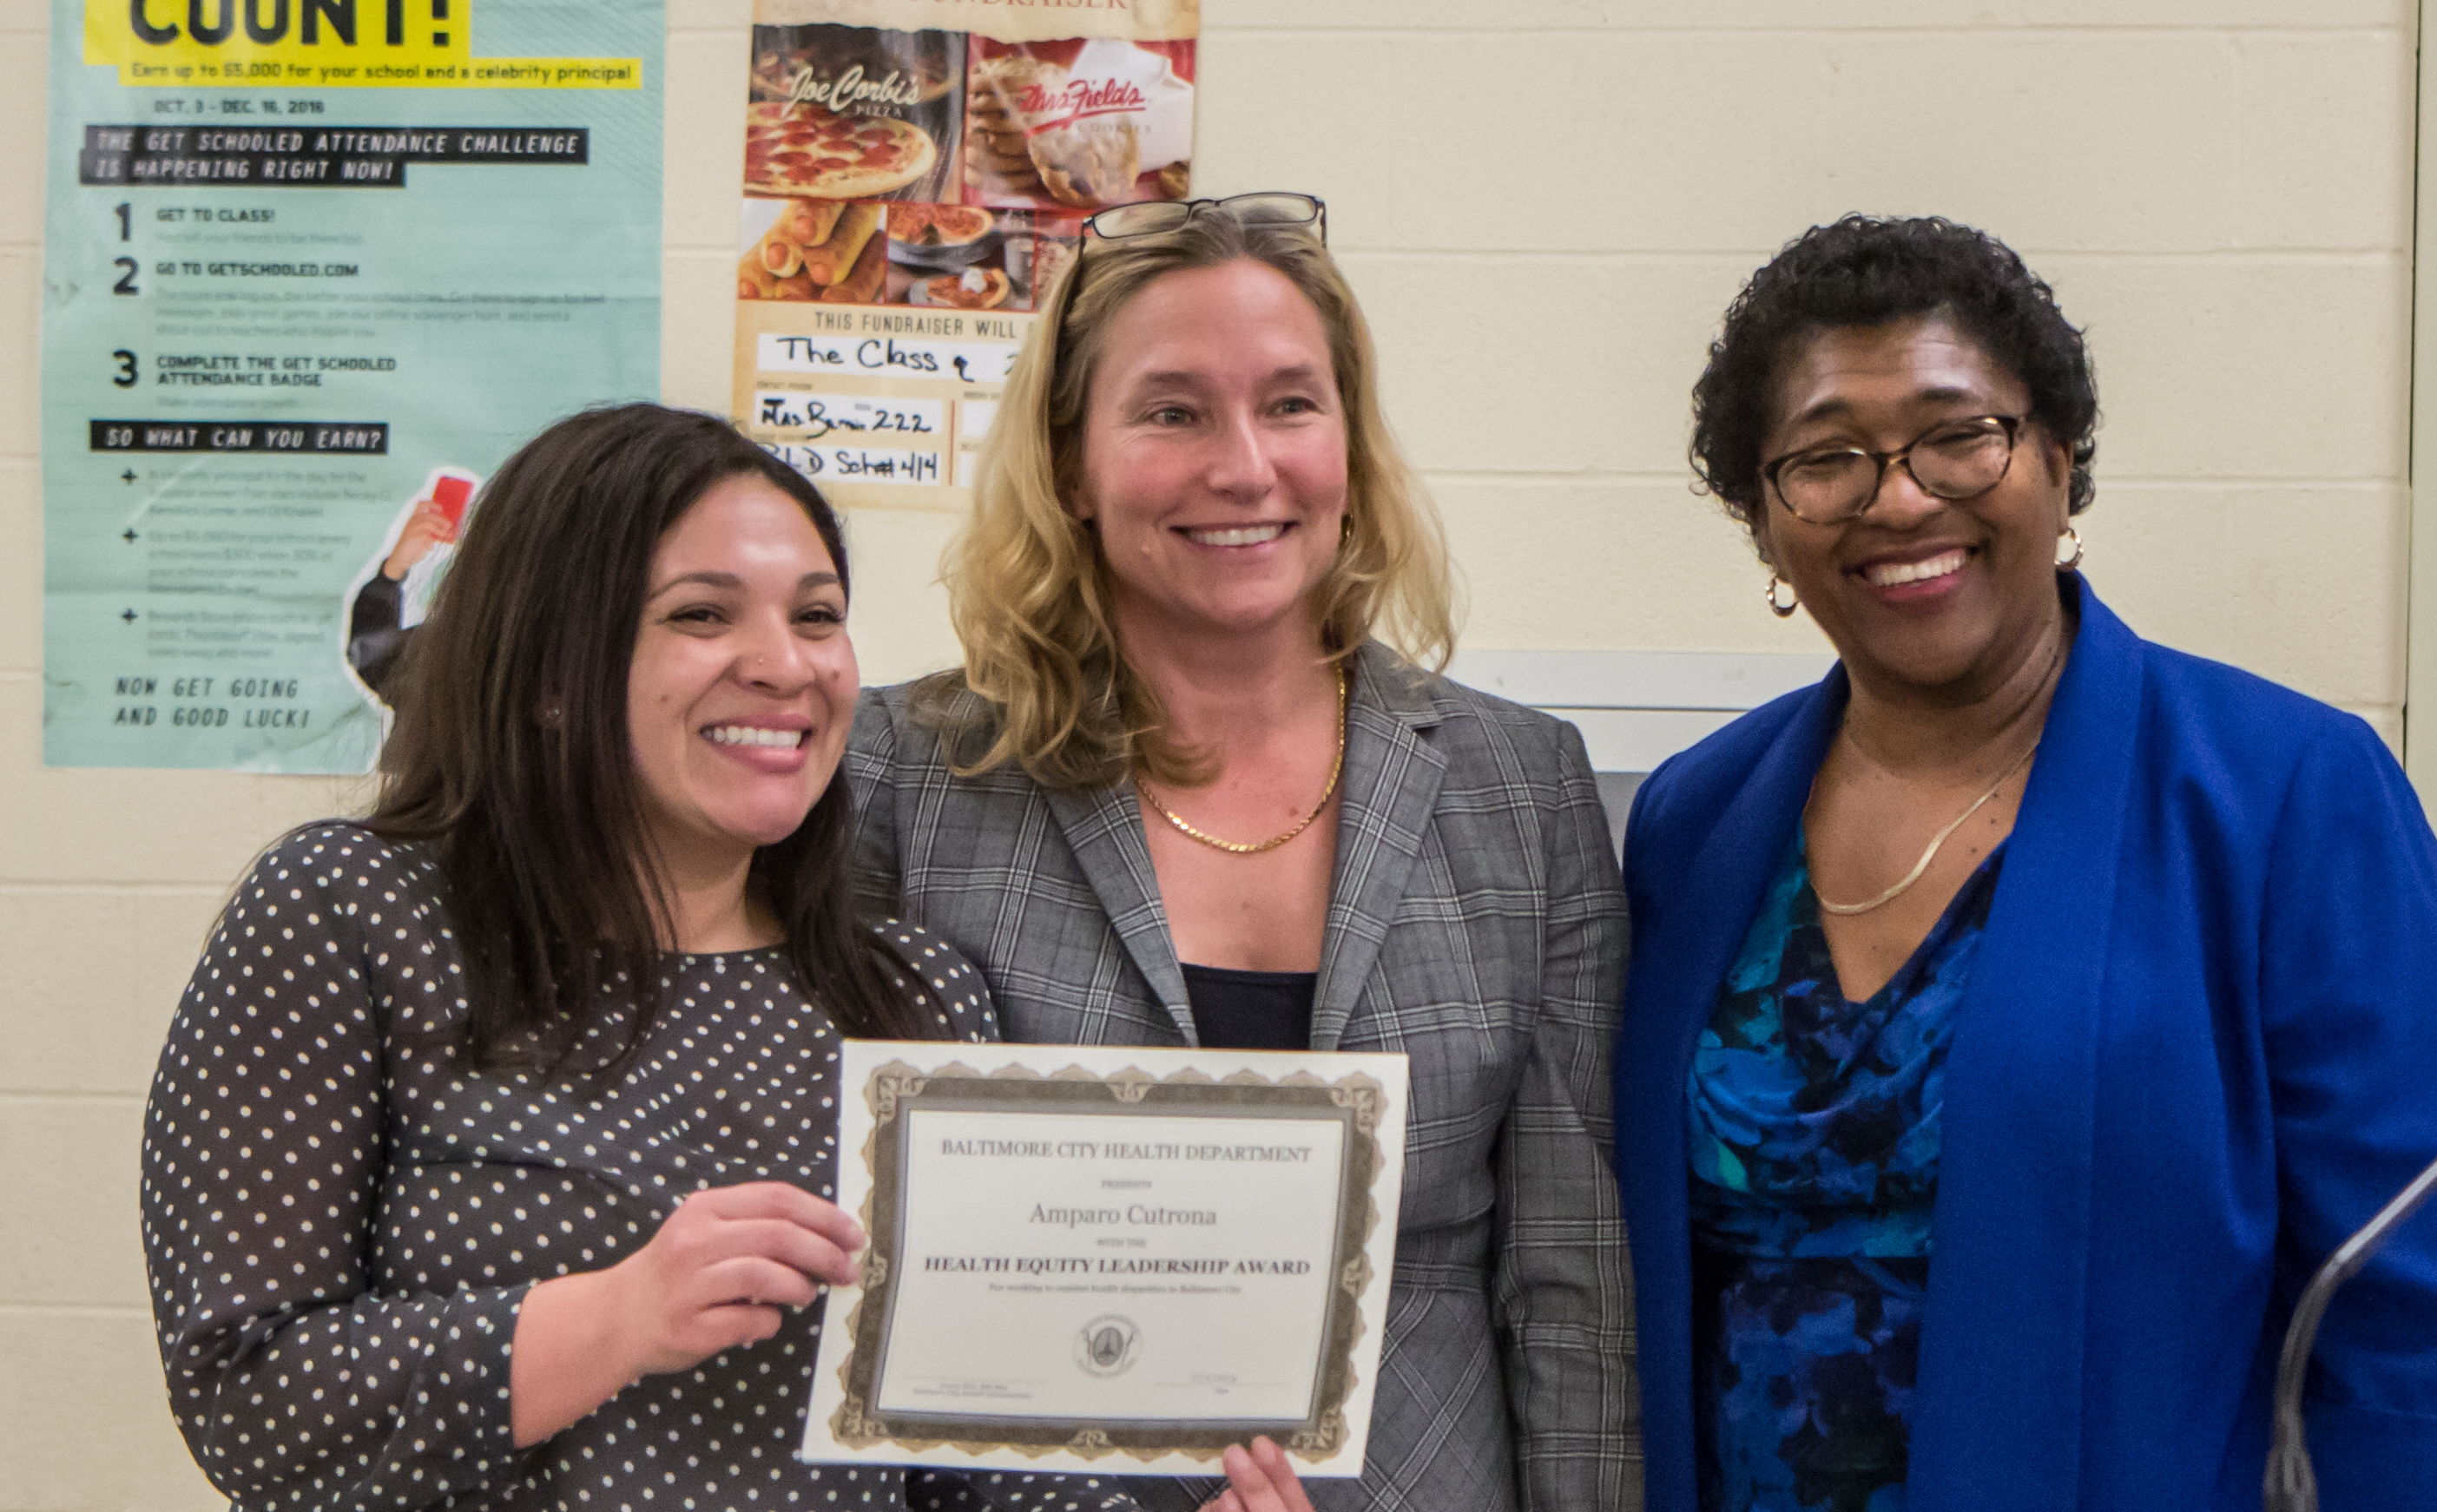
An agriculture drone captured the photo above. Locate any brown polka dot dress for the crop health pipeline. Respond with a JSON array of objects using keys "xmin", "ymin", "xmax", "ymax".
[{"xmin": 141, "ymin": 825, "xmax": 1156, "ymax": 1512}]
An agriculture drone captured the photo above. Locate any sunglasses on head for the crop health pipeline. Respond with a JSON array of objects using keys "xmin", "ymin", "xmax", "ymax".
[{"xmin": 1082, "ymin": 192, "xmax": 1326, "ymax": 245}]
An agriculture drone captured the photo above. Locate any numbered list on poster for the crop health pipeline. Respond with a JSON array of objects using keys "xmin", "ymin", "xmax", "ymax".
[{"xmin": 41, "ymin": 0, "xmax": 663, "ymax": 772}]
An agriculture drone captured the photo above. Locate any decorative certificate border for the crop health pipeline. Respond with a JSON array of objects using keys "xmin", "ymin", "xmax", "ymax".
[{"xmin": 805, "ymin": 1046, "xmax": 1406, "ymax": 1475}]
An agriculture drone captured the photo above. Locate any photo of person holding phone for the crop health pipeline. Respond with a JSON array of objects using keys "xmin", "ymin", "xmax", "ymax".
[{"xmin": 346, "ymin": 467, "xmax": 478, "ymax": 701}]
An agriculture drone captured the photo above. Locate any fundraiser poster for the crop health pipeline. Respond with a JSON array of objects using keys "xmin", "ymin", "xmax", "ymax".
[
  {"xmin": 42, "ymin": 0, "xmax": 663, "ymax": 772},
  {"xmin": 732, "ymin": 0, "xmax": 1197, "ymax": 510}
]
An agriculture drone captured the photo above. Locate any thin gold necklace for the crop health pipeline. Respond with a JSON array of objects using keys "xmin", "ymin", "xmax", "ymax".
[
  {"xmin": 1814, "ymin": 740, "xmax": 2038, "ymax": 917},
  {"xmin": 1139, "ymin": 665, "xmax": 1347, "ymax": 856}
]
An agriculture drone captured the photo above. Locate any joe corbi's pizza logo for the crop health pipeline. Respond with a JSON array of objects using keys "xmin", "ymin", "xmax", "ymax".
[
  {"xmin": 1016, "ymin": 77, "xmax": 1149, "ymax": 135},
  {"xmin": 789, "ymin": 63, "xmax": 925, "ymax": 113}
]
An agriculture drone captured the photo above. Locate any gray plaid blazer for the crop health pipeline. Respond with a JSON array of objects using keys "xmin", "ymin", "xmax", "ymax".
[{"xmin": 846, "ymin": 641, "xmax": 1640, "ymax": 1512}]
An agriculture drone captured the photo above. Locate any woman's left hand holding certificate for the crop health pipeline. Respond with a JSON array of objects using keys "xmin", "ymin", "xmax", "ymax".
[{"xmin": 511, "ymin": 1183, "xmax": 867, "ymax": 1445}]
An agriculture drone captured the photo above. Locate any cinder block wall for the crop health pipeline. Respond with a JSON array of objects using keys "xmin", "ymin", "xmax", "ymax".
[{"xmin": 0, "ymin": 3, "xmax": 2413, "ymax": 1507}]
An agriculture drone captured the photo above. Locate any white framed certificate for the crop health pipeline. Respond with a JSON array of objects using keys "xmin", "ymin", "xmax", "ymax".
[{"xmin": 800, "ymin": 1040, "xmax": 1410, "ymax": 1478}]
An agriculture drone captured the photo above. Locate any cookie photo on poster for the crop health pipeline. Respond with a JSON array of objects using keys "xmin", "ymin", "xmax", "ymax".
[
  {"xmin": 962, "ymin": 39, "xmax": 1194, "ymax": 210},
  {"xmin": 745, "ymin": 24, "xmax": 964, "ymax": 203}
]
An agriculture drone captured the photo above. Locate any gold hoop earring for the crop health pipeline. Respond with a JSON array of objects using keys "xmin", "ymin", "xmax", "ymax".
[
  {"xmin": 1764, "ymin": 575, "xmax": 1800, "ymax": 618},
  {"xmin": 2057, "ymin": 526, "xmax": 2085, "ymax": 571}
]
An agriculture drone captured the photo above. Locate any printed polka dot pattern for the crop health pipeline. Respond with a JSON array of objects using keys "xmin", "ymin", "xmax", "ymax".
[{"xmin": 140, "ymin": 825, "xmax": 1151, "ymax": 1512}]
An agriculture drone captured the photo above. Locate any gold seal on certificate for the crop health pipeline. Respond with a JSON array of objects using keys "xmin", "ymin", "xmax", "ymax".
[{"xmin": 800, "ymin": 1041, "xmax": 1411, "ymax": 1478}]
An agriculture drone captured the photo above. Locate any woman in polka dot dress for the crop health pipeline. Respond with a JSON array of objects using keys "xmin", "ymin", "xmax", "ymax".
[{"xmin": 140, "ymin": 405, "xmax": 1314, "ymax": 1512}]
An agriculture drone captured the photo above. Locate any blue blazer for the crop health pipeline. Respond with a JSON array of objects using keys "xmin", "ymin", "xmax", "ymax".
[{"xmin": 1617, "ymin": 577, "xmax": 2437, "ymax": 1510}]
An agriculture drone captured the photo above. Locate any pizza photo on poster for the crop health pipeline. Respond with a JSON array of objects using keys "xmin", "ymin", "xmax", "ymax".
[{"xmin": 745, "ymin": 24, "xmax": 964, "ymax": 204}]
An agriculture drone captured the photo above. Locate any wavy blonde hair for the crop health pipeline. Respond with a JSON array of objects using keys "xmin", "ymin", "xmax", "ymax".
[{"xmin": 929, "ymin": 212, "xmax": 1456, "ymax": 792}]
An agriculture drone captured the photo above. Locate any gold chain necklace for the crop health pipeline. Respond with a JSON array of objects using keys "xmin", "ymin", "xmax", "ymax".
[
  {"xmin": 1814, "ymin": 740, "xmax": 2038, "ymax": 917},
  {"xmin": 1139, "ymin": 665, "xmax": 1347, "ymax": 856}
]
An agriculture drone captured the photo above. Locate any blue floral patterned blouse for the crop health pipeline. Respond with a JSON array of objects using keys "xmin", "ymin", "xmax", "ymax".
[{"xmin": 1684, "ymin": 831, "xmax": 2006, "ymax": 1512}]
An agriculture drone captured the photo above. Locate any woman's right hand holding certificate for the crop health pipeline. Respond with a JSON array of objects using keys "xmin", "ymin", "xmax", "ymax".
[
  {"xmin": 1201, "ymin": 1437, "xmax": 1318, "ymax": 1512},
  {"xmin": 510, "ymin": 1182, "xmax": 867, "ymax": 1445},
  {"xmin": 607, "ymin": 1183, "xmax": 867, "ymax": 1370}
]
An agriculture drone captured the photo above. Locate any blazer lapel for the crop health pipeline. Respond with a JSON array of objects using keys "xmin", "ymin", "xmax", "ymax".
[
  {"xmin": 1619, "ymin": 666, "xmax": 1843, "ymax": 1508},
  {"xmin": 1654, "ymin": 671, "xmax": 1845, "ymax": 1047},
  {"xmin": 1908, "ymin": 576, "xmax": 2141, "ymax": 1509},
  {"xmin": 1043, "ymin": 781, "xmax": 1196, "ymax": 1043},
  {"xmin": 1637, "ymin": 663, "xmax": 1845, "ymax": 1094},
  {"xmin": 1310, "ymin": 643, "xmax": 1450, "ymax": 1051}
]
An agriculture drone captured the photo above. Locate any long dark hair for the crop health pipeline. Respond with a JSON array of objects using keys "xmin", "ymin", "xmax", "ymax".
[{"xmin": 366, "ymin": 403, "xmax": 936, "ymax": 1080}]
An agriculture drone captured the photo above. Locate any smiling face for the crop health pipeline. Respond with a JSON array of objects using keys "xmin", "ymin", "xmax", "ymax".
[
  {"xmin": 1072, "ymin": 259, "xmax": 1349, "ymax": 654},
  {"xmin": 1754, "ymin": 313, "xmax": 2072, "ymax": 702},
  {"xmin": 627, "ymin": 471, "xmax": 857, "ymax": 878}
]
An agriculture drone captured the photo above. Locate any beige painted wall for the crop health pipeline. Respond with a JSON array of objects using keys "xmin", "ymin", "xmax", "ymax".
[{"xmin": 0, "ymin": 3, "xmax": 2414, "ymax": 1507}]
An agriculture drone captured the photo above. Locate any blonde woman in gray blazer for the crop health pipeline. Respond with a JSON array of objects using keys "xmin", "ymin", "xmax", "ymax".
[{"xmin": 847, "ymin": 197, "xmax": 1637, "ymax": 1512}]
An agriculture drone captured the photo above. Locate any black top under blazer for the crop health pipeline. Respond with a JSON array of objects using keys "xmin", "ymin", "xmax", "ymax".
[{"xmin": 846, "ymin": 640, "xmax": 1640, "ymax": 1512}]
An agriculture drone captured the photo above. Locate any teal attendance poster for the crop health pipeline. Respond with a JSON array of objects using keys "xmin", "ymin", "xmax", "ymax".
[{"xmin": 41, "ymin": 0, "xmax": 664, "ymax": 772}]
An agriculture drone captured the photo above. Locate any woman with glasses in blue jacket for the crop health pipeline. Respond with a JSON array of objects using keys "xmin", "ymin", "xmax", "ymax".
[{"xmin": 1616, "ymin": 215, "xmax": 2437, "ymax": 1512}]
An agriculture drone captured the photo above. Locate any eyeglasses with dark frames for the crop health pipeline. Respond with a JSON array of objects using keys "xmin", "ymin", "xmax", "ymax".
[
  {"xmin": 1083, "ymin": 192, "xmax": 1327, "ymax": 246},
  {"xmin": 1762, "ymin": 415, "xmax": 2028, "ymax": 525}
]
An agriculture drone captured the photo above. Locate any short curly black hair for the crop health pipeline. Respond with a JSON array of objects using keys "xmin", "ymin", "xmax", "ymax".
[{"xmin": 1690, "ymin": 214, "xmax": 2098, "ymax": 539}]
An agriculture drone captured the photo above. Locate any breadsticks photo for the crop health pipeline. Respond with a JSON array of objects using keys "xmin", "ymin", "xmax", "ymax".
[{"xmin": 738, "ymin": 199, "xmax": 886, "ymax": 302}]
